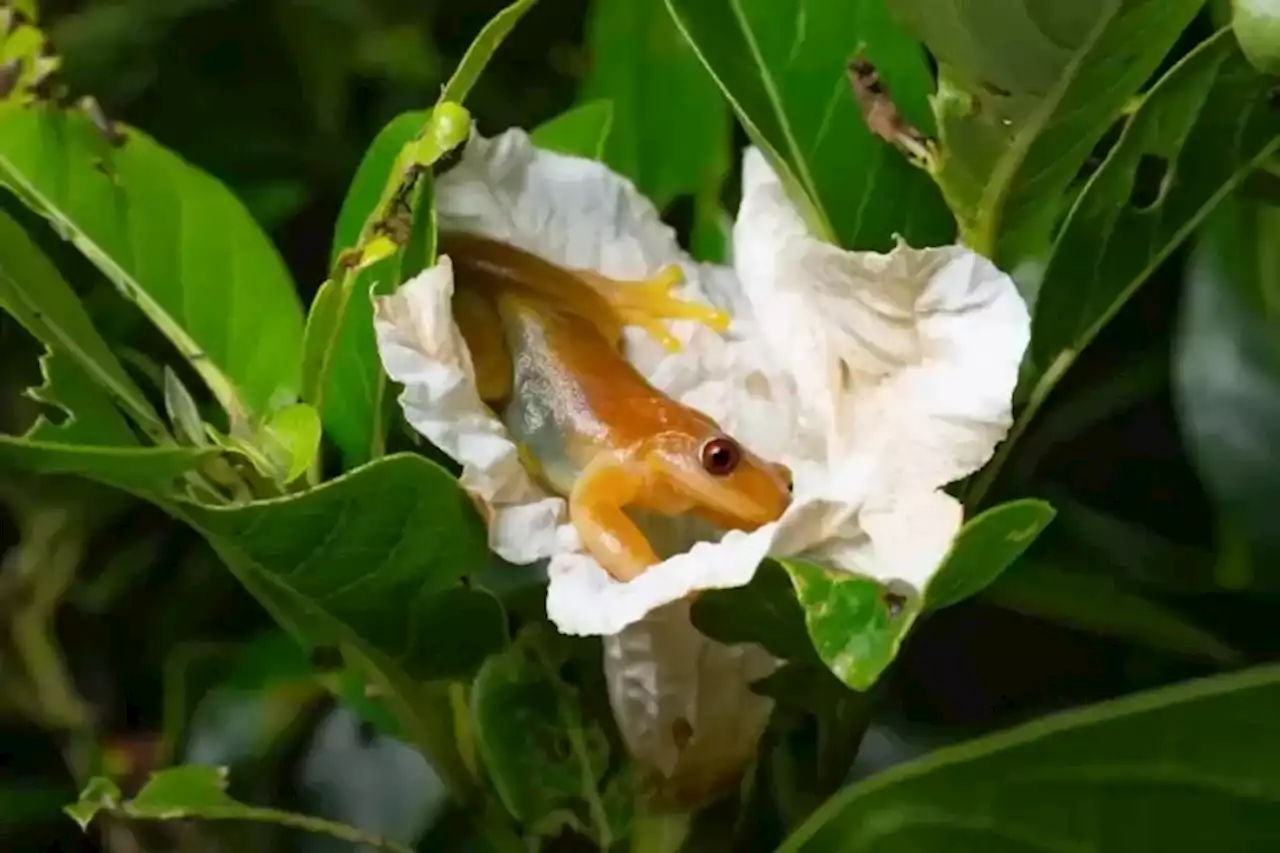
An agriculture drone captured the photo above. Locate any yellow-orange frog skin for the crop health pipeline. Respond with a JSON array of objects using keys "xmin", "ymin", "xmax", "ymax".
[{"xmin": 442, "ymin": 231, "xmax": 793, "ymax": 582}]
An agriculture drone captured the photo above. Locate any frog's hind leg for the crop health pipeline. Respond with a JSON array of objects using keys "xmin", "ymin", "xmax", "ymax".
[
  {"xmin": 575, "ymin": 264, "xmax": 730, "ymax": 353},
  {"xmin": 452, "ymin": 287, "xmax": 512, "ymax": 404}
]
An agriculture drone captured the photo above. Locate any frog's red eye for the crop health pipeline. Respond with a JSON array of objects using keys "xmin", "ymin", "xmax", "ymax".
[{"xmin": 700, "ymin": 437, "xmax": 741, "ymax": 476}]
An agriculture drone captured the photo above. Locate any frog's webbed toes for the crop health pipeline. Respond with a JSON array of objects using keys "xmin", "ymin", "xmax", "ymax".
[{"xmin": 580, "ymin": 264, "xmax": 730, "ymax": 352}]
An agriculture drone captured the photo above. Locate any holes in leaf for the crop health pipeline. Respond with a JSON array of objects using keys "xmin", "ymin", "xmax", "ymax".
[{"xmin": 1129, "ymin": 154, "xmax": 1173, "ymax": 212}]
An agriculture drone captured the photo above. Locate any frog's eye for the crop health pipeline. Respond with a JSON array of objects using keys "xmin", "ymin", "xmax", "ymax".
[{"xmin": 700, "ymin": 437, "xmax": 741, "ymax": 476}]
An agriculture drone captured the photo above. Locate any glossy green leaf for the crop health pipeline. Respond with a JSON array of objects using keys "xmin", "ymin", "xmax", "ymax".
[
  {"xmin": 439, "ymin": 0, "xmax": 538, "ymax": 106},
  {"xmin": 0, "ymin": 437, "xmax": 213, "ymax": 497},
  {"xmin": 179, "ymin": 453, "xmax": 506, "ymax": 790},
  {"xmin": 471, "ymin": 626, "xmax": 617, "ymax": 845},
  {"xmin": 65, "ymin": 766, "xmax": 414, "ymax": 853},
  {"xmin": 986, "ymin": 560, "xmax": 1242, "ymax": 664},
  {"xmin": 0, "ymin": 208, "xmax": 165, "ymax": 443},
  {"xmin": 0, "ymin": 104, "xmax": 304, "ymax": 419},
  {"xmin": 530, "ymin": 100, "xmax": 614, "ymax": 161},
  {"xmin": 924, "ymin": 499, "xmax": 1057, "ymax": 611},
  {"xmin": 783, "ymin": 559, "xmax": 920, "ymax": 691},
  {"xmin": 1033, "ymin": 30, "xmax": 1280, "ymax": 372},
  {"xmin": 893, "ymin": 0, "xmax": 1204, "ymax": 270},
  {"xmin": 583, "ymin": 0, "xmax": 727, "ymax": 208},
  {"xmin": 1174, "ymin": 196, "xmax": 1280, "ymax": 581},
  {"xmin": 1233, "ymin": 0, "xmax": 1280, "ymax": 73},
  {"xmin": 666, "ymin": 0, "xmax": 951, "ymax": 251},
  {"xmin": 691, "ymin": 559, "xmax": 814, "ymax": 663},
  {"xmin": 780, "ymin": 664, "xmax": 1280, "ymax": 851}
]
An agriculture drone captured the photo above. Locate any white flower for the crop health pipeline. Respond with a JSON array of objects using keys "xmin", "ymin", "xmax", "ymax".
[{"xmin": 372, "ymin": 130, "xmax": 1029, "ymax": 639}]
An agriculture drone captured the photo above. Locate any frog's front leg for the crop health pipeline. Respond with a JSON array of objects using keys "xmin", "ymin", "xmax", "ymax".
[
  {"xmin": 452, "ymin": 286, "xmax": 512, "ymax": 403},
  {"xmin": 575, "ymin": 264, "xmax": 730, "ymax": 352},
  {"xmin": 569, "ymin": 455, "xmax": 660, "ymax": 581}
]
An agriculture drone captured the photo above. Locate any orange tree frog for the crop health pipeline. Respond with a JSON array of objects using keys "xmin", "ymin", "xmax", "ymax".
[{"xmin": 440, "ymin": 231, "xmax": 793, "ymax": 582}]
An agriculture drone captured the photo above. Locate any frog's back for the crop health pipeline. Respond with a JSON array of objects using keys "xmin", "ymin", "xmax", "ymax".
[{"xmin": 496, "ymin": 294, "xmax": 673, "ymax": 496}]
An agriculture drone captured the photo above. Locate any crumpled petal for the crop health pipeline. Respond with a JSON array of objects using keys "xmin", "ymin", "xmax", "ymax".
[{"xmin": 372, "ymin": 129, "xmax": 1030, "ymax": 640}]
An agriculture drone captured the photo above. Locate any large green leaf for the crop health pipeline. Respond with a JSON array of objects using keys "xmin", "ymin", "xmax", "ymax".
[
  {"xmin": 1032, "ymin": 30, "xmax": 1280, "ymax": 370},
  {"xmin": 530, "ymin": 100, "xmax": 614, "ymax": 161},
  {"xmin": 0, "ymin": 103, "xmax": 304, "ymax": 419},
  {"xmin": 0, "ymin": 438, "xmax": 213, "ymax": 497},
  {"xmin": 986, "ymin": 560, "xmax": 1242, "ymax": 663},
  {"xmin": 66, "ymin": 766, "xmax": 413, "ymax": 853},
  {"xmin": 1173, "ymin": 196, "xmax": 1280, "ymax": 583},
  {"xmin": 780, "ymin": 664, "xmax": 1280, "ymax": 851},
  {"xmin": 892, "ymin": 0, "xmax": 1204, "ymax": 269},
  {"xmin": 970, "ymin": 29, "xmax": 1280, "ymax": 510},
  {"xmin": 665, "ymin": 0, "xmax": 953, "ymax": 251},
  {"xmin": 582, "ymin": 0, "xmax": 728, "ymax": 209},
  {"xmin": 0, "ymin": 208, "xmax": 165, "ymax": 444},
  {"xmin": 178, "ymin": 453, "xmax": 506, "ymax": 790}
]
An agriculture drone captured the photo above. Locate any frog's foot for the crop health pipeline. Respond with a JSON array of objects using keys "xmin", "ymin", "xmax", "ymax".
[{"xmin": 578, "ymin": 265, "xmax": 730, "ymax": 352}]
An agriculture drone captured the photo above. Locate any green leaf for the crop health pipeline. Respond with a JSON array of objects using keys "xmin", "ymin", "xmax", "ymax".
[
  {"xmin": 1033, "ymin": 30, "xmax": 1280, "ymax": 371},
  {"xmin": 0, "ymin": 437, "xmax": 213, "ymax": 497},
  {"xmin": 780, "ymin": 664, "xmax": 1280, "ymax": 851},
  {"xmin": 691, "ymin": 559, "xmax": 814, "ymax": 663},
  {"xmin": 972, "ymin": 29, "xmax": 1280, "ymax": 511},
  {"xmin": 893, "ymin": 0, "xmax": 1205, "ymax": 269},
  {"xmin": 0, "ymin": 208, "xmax": 165, "ymax": 443},
  {"xmin": 65, "ymin": 766, "xmax": 414, "ymax": 853},
  {"xmin": 471, "ymin": 626, "xmax": 616, "ymax": 845},
  {"xmin": 1174, "ymin": 195, "xmax": 1280, "ymax": 580},
  {"xmin": 985, "ymin": 560, "xmax": 1242, "ymax": 664},
  {"xmin": 583, "ymin": 0, "xmax": 728, "ymax": 208},
  {"xmin": 1233, "ymin": 0, "xmax": 1280, "ymax": 73},
  {"xmin": 308, "ymin": 108, "xmax": 459, "ymax": 466},
  {"xmin": 666, "ymin": 0, "xmax": 953, "ymax": 250},
  {"xmin": 162, "ymin": 366, "xmax": 207, "ymax": 447},
  {"xmin": 783, "ymin": 559, "xmax": 920, "ymax": 691},
  {"xmin": 260, "ymin": 402, "xmax": 321, "ymax": 484},
  {"xmin": 530, "ymin": 100, "xmax": 615, "ymax": 161},
  {"xmin": 439, "ymin": 0, "xmax": 538, "ymax": 105},
  {"xmin": 178, "ymin": 453, "xmax": 506, "ymax": 790},
  {"xmin": 0, "ymin": 104, "xmax": 305, "ymax": 420},
  {"xmin": 924, "ymin": 499, "xmax": 1057, "ymax": 611}
]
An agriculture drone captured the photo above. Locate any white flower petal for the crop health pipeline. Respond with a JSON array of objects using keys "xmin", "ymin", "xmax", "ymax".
[{"xmin": 735, "ymin": 147, "xmax": 1030, "ymax": 493}]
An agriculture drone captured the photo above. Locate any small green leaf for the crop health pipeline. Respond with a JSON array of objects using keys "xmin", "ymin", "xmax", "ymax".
[
  {"xmin": 530, "ymin": 100, "xmax": 615, "ymax": 161},
  {"xmin": 0, "ymin": 208, "xmax": 164, "ymax": 443},
  {"xmin": 666, "ymin": 0, "xmax": 952, "ymax": 250},
  {"xmin": 782, "ymin": 559, "xmax": 920, "ymax": 691},
  {"xmin": 1174, "ymin": 195, "xmax": 1280, "ymax": 580},
  {"xmin": 986, "ymin": 561, "xmax": 1242, "ymax": 664},
  {"xmin": 1233, "ymin": 0, "xmax": 1280, "ymax": 73},
  {"xmin": 780, "ymin": 664, "xmax": 1280, "ymax": 851},
  {"xmin": 0, "ymin": 104, "xmax": 305, "ymax": 420},
  {"xmin": 261, "ymin": 402, "xmax": 321, "ymax": 484},
  {"xmin": 163, "ymin": 366, "xmax": 207, "ymax": 448},
  {"xmin": 892, "ymin": 0, "xmax": 1204, "ymax": 269},
  {"xmin": 1033, "ymin": 30, "xmax": 1280, "ymax": 373},
  {"xmin": 924, "ymin": 499, "xmax": 1057, "ymax": 611},
  {"xmin": 66, "ymin": 766, "xmax": 415, "ymax": 853},
  {"xmin": 471, "ymin": 626, "xmax": 615, "ymax": 845},
  {"xmin": 583, "ymin": 0, "xmax": 728, "ymax": 208},
  {"xmin": 691, "ymin": 560, "xmax": 814, "ymax": 663},
  {"xmin": 439, "ymin": 0, "xmax": 538, "ymax": 105},
  {"xmin": 0, "ymin": 437, "xmax": 213, "ymax": 498},
  {"xmin": 64, "ymin": 777, "xmax": 121, "ymax": 830},
  {"xmin": 178, "ymin": 453, "xmax": 507, "ymax": 792}
]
